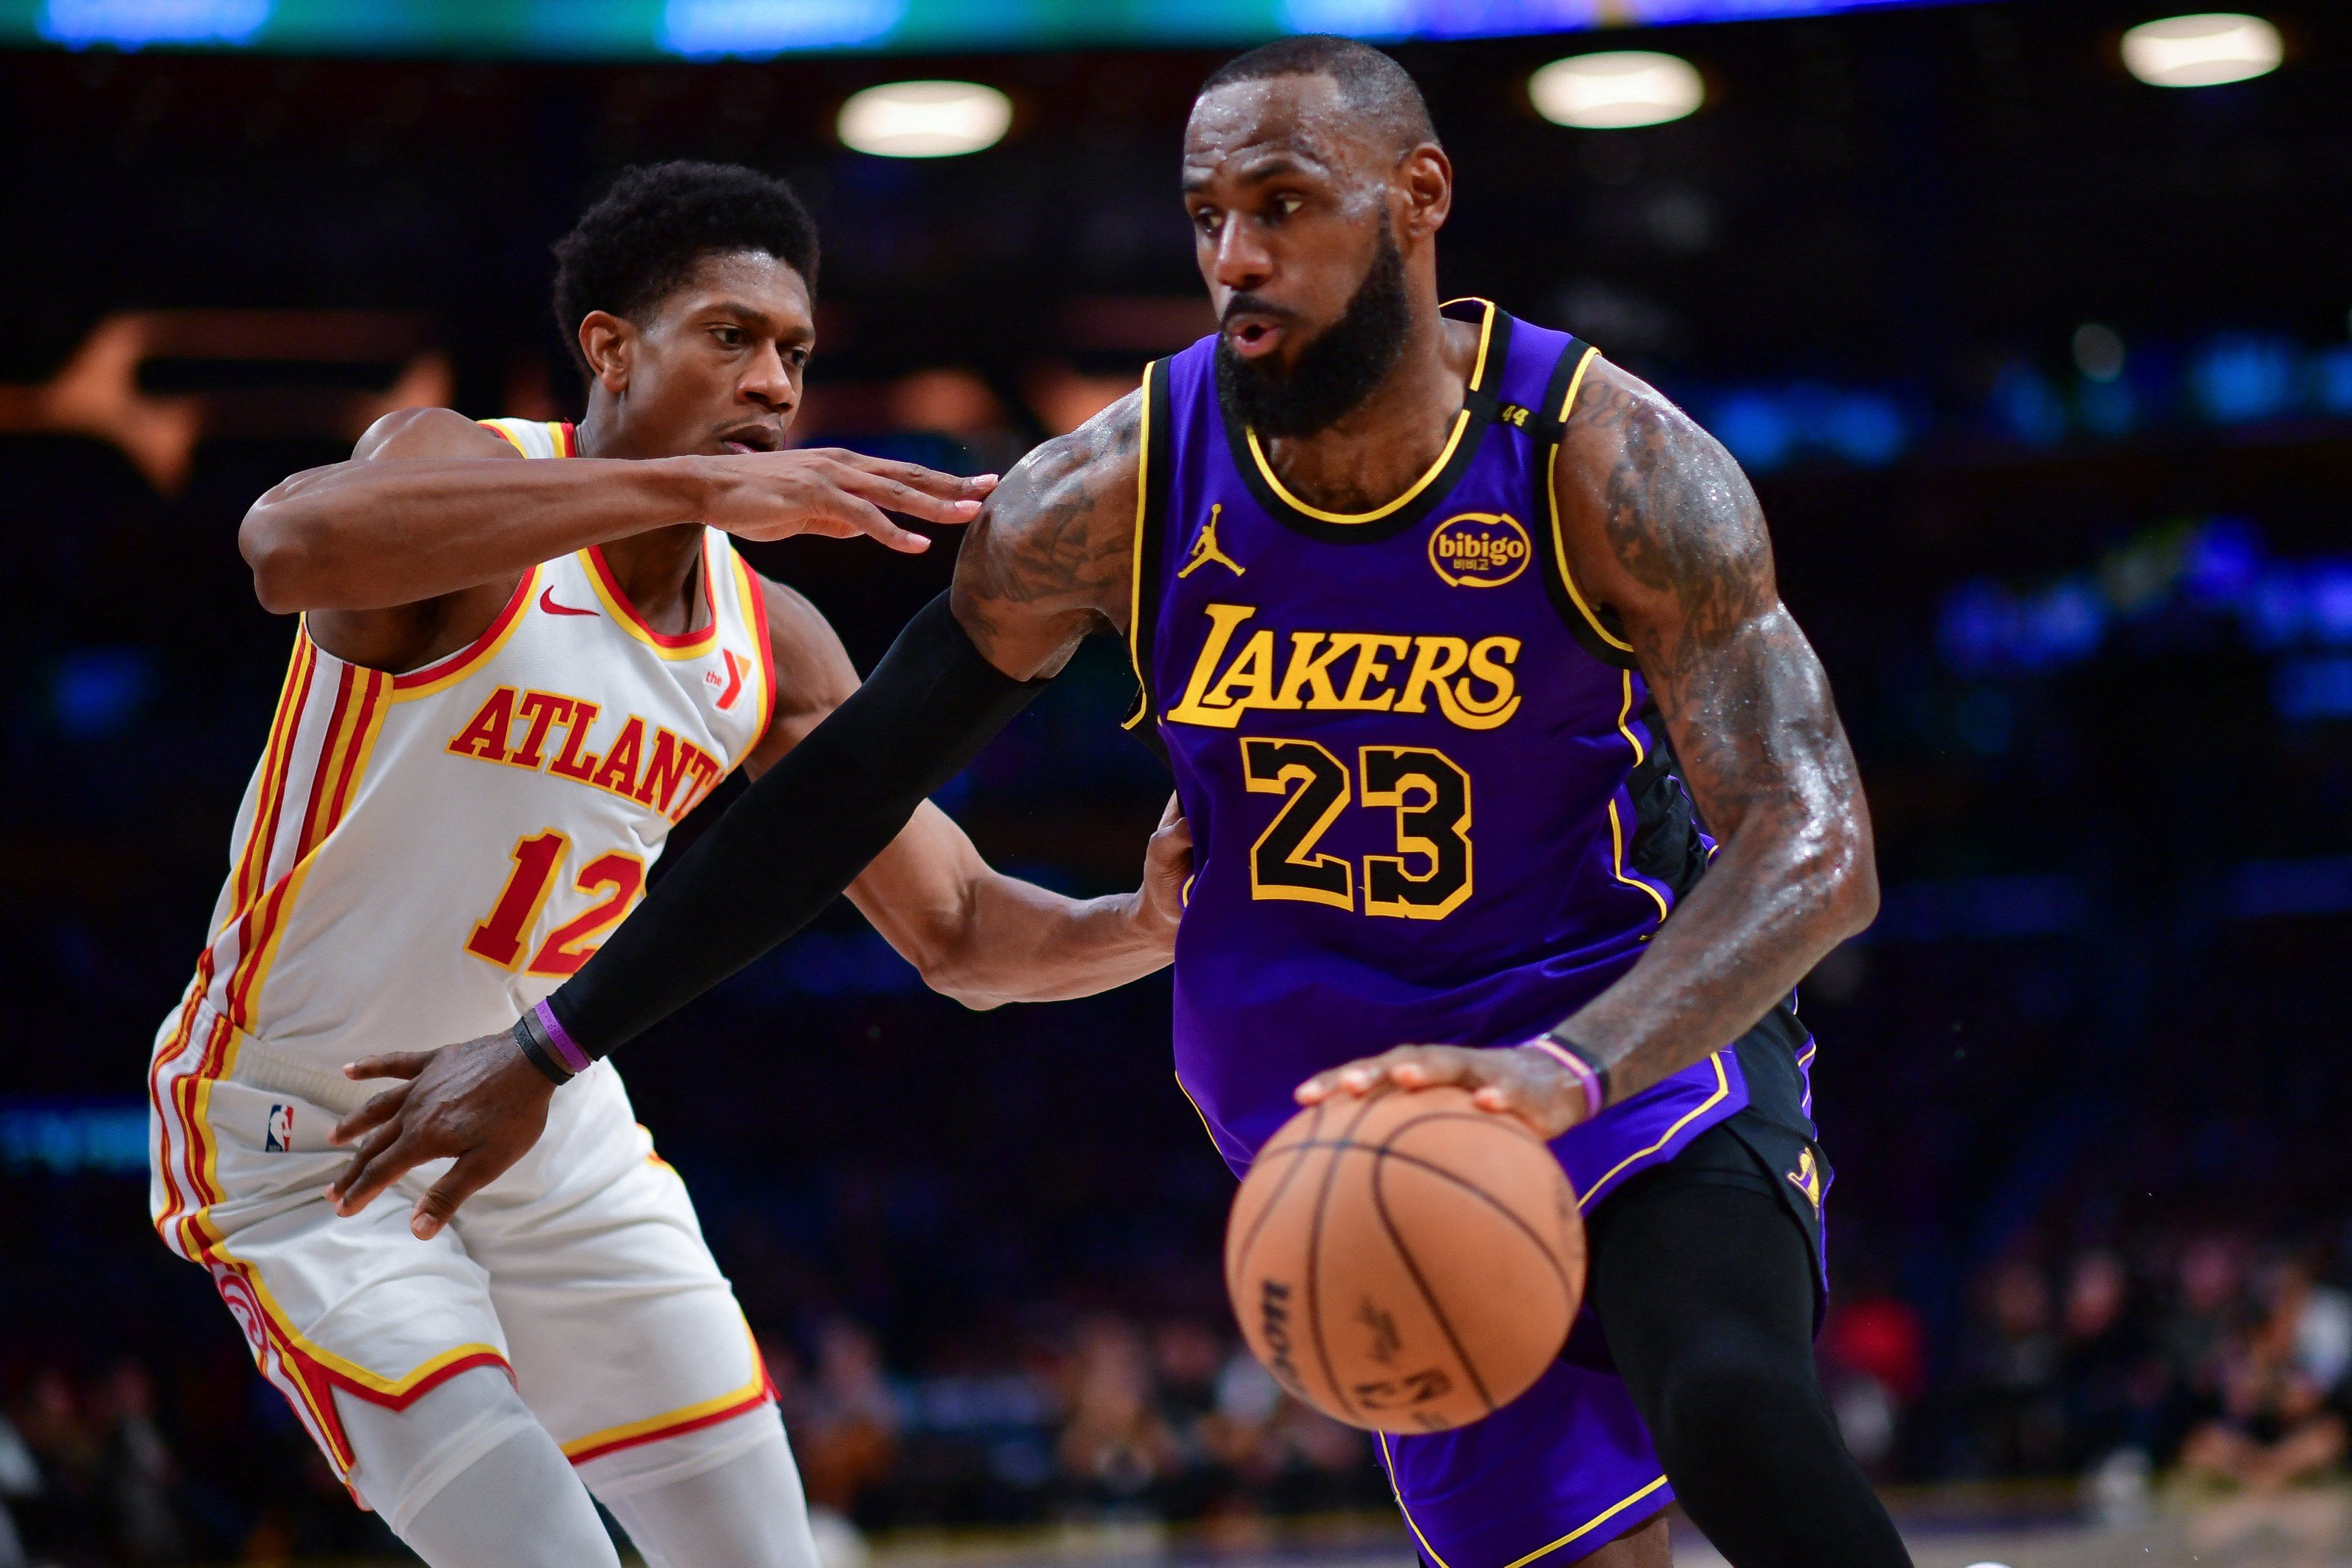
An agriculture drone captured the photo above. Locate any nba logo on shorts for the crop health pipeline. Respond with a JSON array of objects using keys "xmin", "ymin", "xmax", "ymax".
[{"xmin": 265, "ymin": 1104, "xmax": 293, "ymax": 1152}]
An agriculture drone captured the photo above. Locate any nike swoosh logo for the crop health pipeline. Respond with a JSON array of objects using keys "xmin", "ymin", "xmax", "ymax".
[{"xmin": 539, "ymin": 588, "xmax": 597, "ymax": 617}]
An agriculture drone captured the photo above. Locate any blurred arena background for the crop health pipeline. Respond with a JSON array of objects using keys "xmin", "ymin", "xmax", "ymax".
[{"xmin": 2, "ymin": 0, "xmax": 2349, "ymax": 1563}]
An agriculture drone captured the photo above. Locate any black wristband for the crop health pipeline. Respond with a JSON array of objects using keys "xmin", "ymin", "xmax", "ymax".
[
  {"xmin": 546, "ymin": 592, "xmax": 1049, "ymax": 1057},
  {"xmin": 1541, "ymin": 1026, "xmax": 1613, "ymax": 1104},
  {"xmin": 511, "ymin": 1012, "xmax": 574, "ymax": 1086}
]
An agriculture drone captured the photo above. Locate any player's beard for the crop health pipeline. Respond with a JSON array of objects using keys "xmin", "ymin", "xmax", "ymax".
[{"xmin": 1215, "ymin": 223, "xmax": 1409, "ymax": 439}]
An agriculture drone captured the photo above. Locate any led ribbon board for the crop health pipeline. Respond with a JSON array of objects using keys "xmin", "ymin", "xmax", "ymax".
[{"xmin": 9, "ymin": 0, "xmax": 1960, "ymax": 58}]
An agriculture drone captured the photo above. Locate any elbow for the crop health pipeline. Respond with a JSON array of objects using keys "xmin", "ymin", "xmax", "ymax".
[
  {"xmin": 240, "ymin": 501, "xmax": 316, "ymax": 614},
  {"xmin": 905, "ymin": 934, "xmax": 1007, "ymax": 1011},
  {"xmin": 918, "ymin": 954, "xmax": 1006, "ymax": 1011},
  {"xmin": 1820, "ymin": 824, "xmax": 1879, "ymax": 943}
]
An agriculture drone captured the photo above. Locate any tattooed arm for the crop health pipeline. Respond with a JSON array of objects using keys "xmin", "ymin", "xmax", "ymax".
[
  {"xmin": 1297, "ymin": 358, "xmax": 1878, "ymax": 1134},
  {"xmin": 322, "ymin": 392, "xmax": 1146, "ymax": 1237}
]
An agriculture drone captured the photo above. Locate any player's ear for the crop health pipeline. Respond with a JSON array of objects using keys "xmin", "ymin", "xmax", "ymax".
[
  {"xmin": 578, "ymin": 311, "xmax": 634, "ymax": 395},
  {"xmin": 1397, "ymin": 144, "xmax": 1451, "ymax": 241}
]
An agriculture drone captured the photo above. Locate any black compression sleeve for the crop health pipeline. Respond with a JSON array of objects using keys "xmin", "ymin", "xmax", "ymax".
[{"xmin": 545, "ymin": 592, "xmax": 1050, "ymax": 1057}]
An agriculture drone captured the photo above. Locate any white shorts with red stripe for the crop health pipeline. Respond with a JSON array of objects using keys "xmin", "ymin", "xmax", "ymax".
[{"xmin": 149, "ymin": 993, "xmax": 770, "ymax": 1482}]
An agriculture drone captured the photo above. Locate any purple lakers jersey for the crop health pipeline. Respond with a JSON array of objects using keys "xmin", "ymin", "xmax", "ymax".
[{"xmin": 1131, "ymin": 299, "xmax": 1754, "ymax": 1207}]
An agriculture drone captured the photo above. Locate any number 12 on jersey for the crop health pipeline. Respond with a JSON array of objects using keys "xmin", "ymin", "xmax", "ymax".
[
  {"xmin": 1243, "ymin": 739, "xmax": 1472, "ymax": 919},
  {"xmin": 465, "ymin": 829, "xmax": 646, "ymax": 977}
]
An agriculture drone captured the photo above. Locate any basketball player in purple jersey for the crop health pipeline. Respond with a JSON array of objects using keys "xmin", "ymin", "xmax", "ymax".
[{"xmin": 334, "ymin": 38, "xmax": 1905, "ymax": 1568}]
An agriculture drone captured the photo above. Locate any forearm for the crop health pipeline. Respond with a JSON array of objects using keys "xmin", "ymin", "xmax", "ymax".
[
  {"xmin": 243, "ymin": 456, "xmax": 708, "ymax": 611},
  {"xmin": 546, "ymin": 593, "xmax": 1048, "ymax": 1057},
  {"xmin": 929, "ymin": 875, "xmax": 1172, "ymax": 1009},
  {"xmin": 1546, "ymin": 810, "xmax": 1876, "ymax": 1100}
]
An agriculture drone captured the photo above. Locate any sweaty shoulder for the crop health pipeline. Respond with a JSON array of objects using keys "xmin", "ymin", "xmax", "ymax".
[
  {"xmin": 353, "ymin": 406, "xmax": 523, "ymax": 463},
  {"xmin": 1549, "ymin": 356, "xmax": 1775, "ymax": 655},
  {"xmin": 950, "ymin": 386, "xmax": 1143, "ymax": 681}
]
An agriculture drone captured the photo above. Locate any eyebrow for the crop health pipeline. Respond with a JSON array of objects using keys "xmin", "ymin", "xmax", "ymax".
[
  {"xmin": 703, "ymin": 299, "xmax": 814, "ymax": 341},
  {"xmin": 1183, "ymin": 152, "xmax": 1322, "ymax": 193}
]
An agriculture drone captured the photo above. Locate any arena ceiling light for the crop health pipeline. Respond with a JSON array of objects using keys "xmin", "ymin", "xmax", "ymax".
[
  {"xmin": 1528, "ymin": 52, "xmax": 1704, "ymax": 130},
  {"xmin": 837, "ymin": 80, "xmax": 1011, "ymax": 157},
  {"xmin": 2121, "ymin": 13, "xmax": 2283, "ymax": 87}
]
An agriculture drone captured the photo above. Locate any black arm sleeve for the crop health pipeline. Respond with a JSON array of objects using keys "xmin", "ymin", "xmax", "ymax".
[{"xmin": 546, "ymin": 592, "xmax": 1049, "ymax": 1057}]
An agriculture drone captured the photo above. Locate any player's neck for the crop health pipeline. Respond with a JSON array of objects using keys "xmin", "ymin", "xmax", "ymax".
[
  {"xmin": 1256, "ymin": 298, "xmax": 1477, "ymax": 516},
  {"xmin": 574, "ymin": 404, "xmax": 712, "ymax": 639}
]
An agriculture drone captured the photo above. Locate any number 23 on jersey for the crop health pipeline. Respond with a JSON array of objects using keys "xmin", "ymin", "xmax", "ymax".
[{"xmin": 1244, "ymin": 739, "xmax": 1472, "ymax": 920}]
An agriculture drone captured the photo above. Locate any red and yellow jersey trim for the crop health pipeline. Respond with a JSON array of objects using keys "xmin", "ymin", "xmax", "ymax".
[
  {"xmin": 480, "ymin": 418, "xmax": 577, "ymax": 458},
  {"xmin": 390, "ymin": 565, "xmax": 540, "ymax": 700},
  {"xmin": 559, "ymin": 1322, "xmax": 774, "ymax": 1463},
  {"xmin": 220, "ymin": 646, "xmax": 394, "ymax": 1034},
  {"xmin": 580, "ymin": 535, "xmax": 722, "ymax": 661},
  {"xmin": 731, "ymin": 553, "xmax": 778, "ymax": 762}
]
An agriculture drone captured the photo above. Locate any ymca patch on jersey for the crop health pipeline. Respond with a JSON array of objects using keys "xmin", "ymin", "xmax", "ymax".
[{"xmin": 265, "ymin": 1103, "xmax": 293, "ymax": 1152}]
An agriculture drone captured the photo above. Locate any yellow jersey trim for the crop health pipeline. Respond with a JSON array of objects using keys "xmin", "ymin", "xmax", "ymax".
[
  {"xmin": 1543, "ymin": 347, "xmax": 1635, "ymax": 655},
  {"xmin": 1378, "ymin": 1432, "xmax": 1669, "ymax": 1568},
  {"xmin": 557, "ymin": 1321, "xmax": 768, "ymax": 1458},
  {"xmin": 1125, "ymin": 360, "xmax": 1157, "ymax": 729},
  {"xmin": 1577, "ymin": 1052, "xmax": 1732, "ymax": 1210},
  {"xmin": 579, "ymin": 532, "xmax": 724, "ymax": 662},
  {"xmin": 1239, "ymin": 299, "xmax": 1496, "ymax": 527},
  {"xmin": 1607, "ymin": 671, "xmax": 1670, "ymax": 925}
]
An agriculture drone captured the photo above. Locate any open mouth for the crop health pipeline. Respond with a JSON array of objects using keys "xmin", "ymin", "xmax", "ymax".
[{"xmin": 1225, "ymin": 316, "xmax": 1287, "ymax": 360}]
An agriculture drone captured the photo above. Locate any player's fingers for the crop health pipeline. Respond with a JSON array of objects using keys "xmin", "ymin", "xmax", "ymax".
[
  {"xmin": 343, "ymin": 1051, "xmax": 432, "ymax": 1082},
  {"xmin": 1381, "ymin": 1046, "xmax": 1480, "ymax": 1091},
  {"xmin": 411, "ymin": 1149, "xmax": 500, "ymax": 1241},
  {"xmin": 1157, "ymin": 791, "xmax": 1184, "ymax": 832},
  {"xmin": 822, "ymin": 450, "xmax": 999, "ymax": 501},
  {"xmin": 827, "ymin": 464, "xmax": 985, "ymax": 529},
  {"xmin": 1299, "ymin": 1046, "xmax": 1429, "ymax": 1103},
  {"xmin": 327, "ymin": 1080, "xmax": 411, "ymax": 1147},
  {"xmin": 326, "ymin": 1123, "xmax": 419, "ymax": 1214},
  {"xmin": 808, "ymin": 488, "xmax": 934, "ymax": 554}
]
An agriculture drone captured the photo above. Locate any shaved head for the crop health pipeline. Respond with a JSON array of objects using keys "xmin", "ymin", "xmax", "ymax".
[{"xmin": 1197, "ymin": 34, "xmax": 1438, "ymax": 159}]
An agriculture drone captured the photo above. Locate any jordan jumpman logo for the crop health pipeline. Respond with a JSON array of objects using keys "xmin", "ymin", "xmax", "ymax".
[{"xmin": 1177, "ymin": 504, "xmax": 1246, "ymax": 578}]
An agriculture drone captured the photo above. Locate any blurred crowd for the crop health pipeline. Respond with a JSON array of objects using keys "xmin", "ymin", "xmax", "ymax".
[
  {"xmin": 16, "ymin": 1231, "xmax": 2352, "ymax": 1565},
  {"xmin": 0, "ymin": 1308, "xmax": 1385, "ymax": 1567},
  {"xmin": 1820, "ymin": 1232, "xmax": 2352, "ymax": 1503},
  {"xmin": 764, "ymin": 1311, "xmax": 1385, "ymax": 1550}
]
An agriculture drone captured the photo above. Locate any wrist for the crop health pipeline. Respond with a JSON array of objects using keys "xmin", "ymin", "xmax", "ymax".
[
  {"xmin": 1517, "ymin": 1033, "xmax": 1609, "ymax": 1124},
  {"xmin": 513, "ymin": 999, "xmax": 589, "ymax": 1086},
  {"xmin": 660, "ymin": 454, "xmax": 723, "ymax": 526}
]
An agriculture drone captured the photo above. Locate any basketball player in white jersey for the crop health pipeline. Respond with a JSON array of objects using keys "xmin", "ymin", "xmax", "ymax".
[{"xmin": 148, "ymin": 161, "xmax": 1188, "ymax": 1568}]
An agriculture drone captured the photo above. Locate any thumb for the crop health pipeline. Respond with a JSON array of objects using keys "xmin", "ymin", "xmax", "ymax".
[{"xmin": 410, "ymin": 1148, "xmax": 500, "ymax": 1241}]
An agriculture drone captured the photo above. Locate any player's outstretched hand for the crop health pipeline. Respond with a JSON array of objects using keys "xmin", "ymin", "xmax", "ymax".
[
  {"xmin": 1294, "ymin": 1044, "xmax": 1595, "ymax": 1140},
  {"xmin": 324, "ymin": 1033, "xmax": 556, "ymax": 1239},
  {"xmin": 705, "ymin": 448, "xmax": 997, "ymax": 554}
]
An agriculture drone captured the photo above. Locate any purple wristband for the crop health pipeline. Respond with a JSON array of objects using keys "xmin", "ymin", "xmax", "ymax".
[
  {"xmin": 533, "ymin": 999, "xmax": 593, "ymax": 1076},
  {"xmin": 1521, "ymin": 1036, "xmax": 1606, "ymax": 1123}
]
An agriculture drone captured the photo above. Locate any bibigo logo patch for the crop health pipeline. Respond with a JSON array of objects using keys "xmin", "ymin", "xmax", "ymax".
[{"xmin": 1427, "ymin": 512, "xmax": 1532, "ymax": 588}]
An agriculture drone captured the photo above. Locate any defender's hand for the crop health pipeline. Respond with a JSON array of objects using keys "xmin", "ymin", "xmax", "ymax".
[
  {"xmin": 1295, "ymin": 1044, "xmax": 1596, "ymax": 1140},
  {"xmin": 325, "ymin": 1033, "xmax": 555, "ymax": 1238},
  {"xmin": 1136, "ymin": 793, "xmax": 1192, "ymax": 942},
  {"xmin": 703, "ymin": 449, "xmax": 997, "ymax": 553}
]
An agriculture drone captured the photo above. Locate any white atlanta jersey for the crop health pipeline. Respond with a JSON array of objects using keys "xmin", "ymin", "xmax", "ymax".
[
  {"xmin": 152, "ymin": 417, "xmax": 775, "ymax": 1243},
  {"xmin": 145, "ymin": 421, "xmax": 784, "ymax": 1481}
]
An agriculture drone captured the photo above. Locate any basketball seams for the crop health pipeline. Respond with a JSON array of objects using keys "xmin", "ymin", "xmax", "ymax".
[
  {"xmin": 1368, "ymin": 1142, "xmax": 1496, "ymax": 1417},
  {"xmin": 1303, "ymin": 1093, "xmax": 1389, "ymax": 1424},
  {"xmin": 1227, "ymin": 1099, "xmax": 1326, "ymax": 1292},
  {"xmin": 1262, "ymin": 1129, "xmax": 1578, "ymax": 1302},
  {"xmin": 1370, "ymin": 1111, "xmax": 1581, "ymax": 1296}
]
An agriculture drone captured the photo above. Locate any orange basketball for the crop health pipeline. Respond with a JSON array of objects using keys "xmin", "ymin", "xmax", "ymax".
[{"xmin": 1223, "ymin": 1083, "xmax": 1585, "ymax": 1435}]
